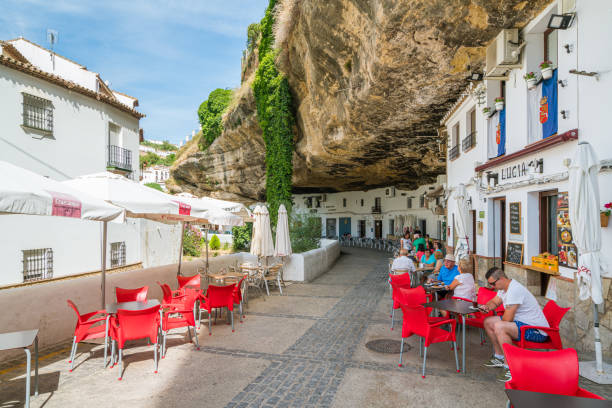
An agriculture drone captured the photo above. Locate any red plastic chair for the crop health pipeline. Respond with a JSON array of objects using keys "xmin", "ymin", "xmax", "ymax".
[
  {"xmin": 109, "ymin": 304, "xmax": 161, "ymax": 380},
  {"xmin": 398, "ymin": 301, "xmax": 459, "ymax": 378},
  {"xmin": 66, "ymin": 300, "xmax": 108, "ymax": 372},
  {"xmin": 115, "ymin": 286, "xmax": 148, "ymax": 303},
  {"xmin": 511, "ymin": 300, "xmax": 570, "ymax": 350},
  {"xmin": 389, "ymin": 273, "xmax": 412, "ymax": 330},
  {"xmin": 199, "ymin": 284, "xmax": 236, "ymax": 335},
  {"xmin": 503, "ymin": 344, "xmax": 604, "ymax": 403},
  {"xmin": 465, "ymin": 287, "xmax": 503, "ymax": 345},
  {"xmin": 233, "ymin": 276, "xmax": 247, "ymax": 323},
  {"xmin": 176, "ymin": 274, "xmax": 201, "ymax": 295},
  {"xmin": 161, "ymin": 290, "xmax": 199, "ymax": 357}
]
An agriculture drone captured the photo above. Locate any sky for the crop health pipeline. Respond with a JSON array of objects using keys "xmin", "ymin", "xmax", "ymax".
[{"xmin": 0, "ymin": 0, "xmax": 269, "ymax": 146}]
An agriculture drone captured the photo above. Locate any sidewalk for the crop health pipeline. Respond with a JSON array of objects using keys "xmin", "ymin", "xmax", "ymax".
[{"xmin": 0, "ymin": 248, "xmax": 608, "ymax": 407}]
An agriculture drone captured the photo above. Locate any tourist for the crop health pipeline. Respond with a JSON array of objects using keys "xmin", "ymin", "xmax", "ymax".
[
  {"xmin": 432, "ymin": 250, "xmax": 444, "ymax": 274},
  {"xmin": 429, "ymin": 254, "xmax": 459, "ymax": 283},
  {"xmin": 420, "ymin": 248, "xmax": 435, "ymax": 267},
  {"xmin": 433, "ymin": 240, "xmax": 444, "ymax": 255},
  {"xmin": 481, "ymin": 267, "xmax": 550, "ymax": 382},
  {"xmin": 413, "ymin": 233, "xmax": 426, "ymax": 252},
  {"xmin": 400, "ymin": 232, "xmax": 412, "ymax": 252},
  {"xmin": 391, "ymin": 248, "xmax": 416, "ymax": 274},
  {"xmin": 445, "ymin": 257, "xmax": 475, "ymax": 301},
  {"xmin": 415, "ymin": 244, "xmax": 426, "ymax": 262}
]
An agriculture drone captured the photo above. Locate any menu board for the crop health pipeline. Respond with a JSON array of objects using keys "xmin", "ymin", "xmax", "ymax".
[
  {"xmin": 509, "ymin": 202, "xmax": 521, "ymax": 234},
  {"xmin": 506, "ymin": 242, "xmax": 524, "ymax": 265},
  {"xmin": 557, "ymin": 192, "xmax": 578, "ymax": 268}
]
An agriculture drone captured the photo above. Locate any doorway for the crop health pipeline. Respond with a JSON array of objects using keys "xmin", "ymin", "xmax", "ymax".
[
  {"xmin": 326, "ymin": 218, "xmax": 337, "ymax": 238},
  {"xmin": 374, "ymin": 220, "xmax": 382, "ymax": 239},
  {"xmin": 339, "ymin": 217, "xmax": 351, "ymax": 237},
  {"xmin": 493, "ymin": 198, "xmax": 506, "ymax": 264},
  {"xmin": 419, "ymin": 219, "xmax": 427, "ymax": 235},
  {"xmin": 358, "ymin": 220, "xmax": 366, "ymax": 238}
]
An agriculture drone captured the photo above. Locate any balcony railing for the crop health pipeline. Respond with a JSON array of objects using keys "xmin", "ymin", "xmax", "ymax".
[
  {"xmin": 107, "ymin": 145, "xmax": 132, "ymax": 171},
  {"xmin": 371, "ymin": 206, "xmax": 382, "ymax": 214},
  {"xmin": 449, "ymin": 145, "xmax": 460, "ymax": 161},
  {"xmin": 462, "ymin": 131, "xmax": 477, "ymax": 152}
]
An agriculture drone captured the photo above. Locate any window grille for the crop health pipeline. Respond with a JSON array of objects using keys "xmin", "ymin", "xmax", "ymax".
[
  {"xmin": 22, "ymin": 248, "xmax": 53, "ymax": 282},
  {"xmin": 462, "ymin": 131, "xmax": 477, "ymax": 151},
  {"xmin": 22, "ymin": 93, "xmax": 53, "ymax": 133},
  {"xmin": 110, "ymin": 242, "xmax": 126, "ymax": 267}
]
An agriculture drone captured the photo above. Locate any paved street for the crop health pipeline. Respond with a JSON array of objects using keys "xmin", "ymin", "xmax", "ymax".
[{"xmin": 1, "ymin": 248, "xmax": 608, "ymax": 407}]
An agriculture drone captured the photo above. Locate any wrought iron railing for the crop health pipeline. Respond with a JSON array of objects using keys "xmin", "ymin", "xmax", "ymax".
[
  {"xmin": 22, "ymin": 93, "xmax": 53, "ymax": 133},
  {"xmin": 22, "ymin": 248, "xmax": 53, "ymax": 282},
  {"xmin": 462, "ymin": 131, "xmax": 477, "ymax": 152},
  {"xmin": 449, "ymin": 145, "xmax": 460, "ymax": 160},
  {"xmin": 107, "ymin": 145, "xmax": 132, "ymax": 171}
]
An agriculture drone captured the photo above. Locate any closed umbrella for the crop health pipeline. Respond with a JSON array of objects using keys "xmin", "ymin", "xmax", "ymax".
[
  {"xmin": 274, "ymin": 204, "xmax": 292, "ymax": 257},
  {"xmin": 251, "ymin": 205, "xmax": 274, "ymax": 258},
  {"xmin": 453, "ymin": 184, "xmax": 470, "ymax": 260},
  {"xmin": 568, "ymin": 141, "xmax": 612, "ymax": 382}
]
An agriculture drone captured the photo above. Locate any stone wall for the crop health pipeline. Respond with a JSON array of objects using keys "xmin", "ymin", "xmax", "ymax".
[{"xmin": 473, "ymin": 255, "xmax": 501, "ymax": 286}]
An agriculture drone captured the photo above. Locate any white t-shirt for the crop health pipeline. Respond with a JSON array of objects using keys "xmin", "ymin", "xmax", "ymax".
[
  {"xmin": 498, "ymin": 280, "xmax": 549, "ymax": 333},
  {"xmin": 452, "ymin": 273, "xmax": 475, "ymax": 301},
  {"xmin": 401, "ymin": 238, "xmax": 412, "ymax": 251},
  {"xmin": 391, "ymin": 256, "xmax": 416, "ymax": 273}
]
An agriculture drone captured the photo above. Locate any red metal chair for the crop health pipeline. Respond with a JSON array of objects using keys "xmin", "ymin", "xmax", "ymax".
[
  {"xmin": 465, "ymin": 287, "xmax": 503, "ymax": 345},
  {"xmin": 398, "ymin": 300, "xmax": 459, "ymax": 378},
  {"xmin": 161, "ymin": 290, "xmax": 199, "ymax": 358},
  {"xmin": 233, "ymin": 276, "xmax": 247, "ymax": 323},
  {"xmin": 199, "ymin": 284, "xmax": 236, "ymax": 335},
  {"xmin": 115, "ymin": 286, "xmax": 148, "ymax": 303},
  {"xmin": 511, "ymin": 300, "xmax": 570, "ymax": 350},
  {"xmin": 389, "ymin": 273, "xmax": 412, "ymax": 330},
  {"xmin": 503, "ymin": 344, "xmax": 604, "ymax": 404},
  {"xmin": 66, "ymin": 300, "xmax": 108, "ymax": 372},
  {"xmin": 109, "ymin": 304, "xmax": 161, "ymax": 380}
]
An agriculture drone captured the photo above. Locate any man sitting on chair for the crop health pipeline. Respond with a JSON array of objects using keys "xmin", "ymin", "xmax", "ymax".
[
  {"xmin": 481, "ymin": 267, "xmax": 550, "ymax": 382},
  {"xmin": 391, "ymin": 249, "xmax": 415, "ymax": 274}
]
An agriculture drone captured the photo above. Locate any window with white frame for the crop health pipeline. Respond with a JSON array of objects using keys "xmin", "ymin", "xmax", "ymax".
[
  {"xmin": 449, "ymin": 122, "xmax": 460, "ymax": 160},
  {"xmin": 110, "ymin": 242, "xmax": 126, "ymax": 267},
  {"xmin": 22, "ymin": 248, "xmax": 53, "ymax": 282},
  {"xmin": 22, "ymin": 93, "xmax": 53, "ymax": 133}
]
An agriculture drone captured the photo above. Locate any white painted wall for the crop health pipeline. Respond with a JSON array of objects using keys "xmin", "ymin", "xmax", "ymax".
[{"xmin": 282, "ymin": 239, "xmax": 341, "ymax": 282}]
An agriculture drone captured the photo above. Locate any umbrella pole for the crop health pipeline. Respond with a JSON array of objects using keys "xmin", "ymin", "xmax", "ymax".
[
  {"xmin": 177, "ymin": 221, "xmax": 184, "ymax": 276},
  {"xmin": 593, "ymin": 302, "xmax": 604, "ymax": 373},
  {"xmin": 205, "ymin": 228, "xmax": 209, "ymax": 273},
  {"xmin": 100, "ymin": 221, "xmax": 107, "ymax": 309}
]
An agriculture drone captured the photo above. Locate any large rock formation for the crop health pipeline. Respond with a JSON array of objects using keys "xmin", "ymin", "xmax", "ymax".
[{"xmin": 171, "ymin": 0, "xmax": 552, "ymax": 201}]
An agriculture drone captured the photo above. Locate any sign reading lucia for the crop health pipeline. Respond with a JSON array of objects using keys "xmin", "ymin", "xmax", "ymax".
[{"xmin": 500, "ymin": 158, "xmax": 543, "ymax": 181}]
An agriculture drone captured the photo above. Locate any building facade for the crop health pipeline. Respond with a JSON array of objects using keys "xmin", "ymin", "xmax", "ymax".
[
  {"xmin": 444, "ymin": 0, "xmax": 612, "ymax": 355},
  {"xmin": 140, "ymin": 165, "xmax": 171, "ymax": 190},
  {"xmin": 0, "ymin": 38, "xmax": 180, "ymax": 286},
  {"xmin": 292, "ymin": 176, "xmax": 447, "ymax": 240}
]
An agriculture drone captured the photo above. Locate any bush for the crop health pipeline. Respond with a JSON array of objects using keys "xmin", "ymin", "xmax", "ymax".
[
  {"xmin": 222, "ymin": 242, "xmax": 230, "ymax": 250},
  {"xmin": 289, "ymin": 214, "xmax": 321, "ymax": 253},
  {"xmin": 232, "ymin": 223, "xmax": 253, "ymax": 251},
  {"xmin": 197, "ymin": 88, "xmax": 233, "ymax": 150},
  {"xmin": 144, "ymin": 182, "xmax": 163, "ymax": 192},
  {"xmin": 209, "ymin": 234, "xmax": 221, "ymax": 250},
  {"xmin": 183, "ymin": 225, "xmax": 203, "ymax": 256}
]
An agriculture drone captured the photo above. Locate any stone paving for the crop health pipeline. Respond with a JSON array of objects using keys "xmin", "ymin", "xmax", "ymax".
[{"xmin": 0, "ymin": 247, "xmax": 610, "ymax": 407}]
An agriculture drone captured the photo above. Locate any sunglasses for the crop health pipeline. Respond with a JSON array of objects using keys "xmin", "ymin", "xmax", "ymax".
[{"xmin": 487, "ymin": 278, "xmax": 499, "ymax": 288}]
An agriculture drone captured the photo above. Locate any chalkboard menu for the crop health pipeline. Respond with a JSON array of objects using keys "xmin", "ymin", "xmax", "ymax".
[
  {"xmin": 509, "ymin": 202, "xmax": 521, "ymax": 234},
  {"xmin": 506, "ymin": 242, "xmax": 524, "ymax": 265}
]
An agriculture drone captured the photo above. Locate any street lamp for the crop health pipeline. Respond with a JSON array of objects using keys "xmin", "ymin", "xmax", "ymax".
[{"xmin": 547, "ymin": 13, "xmax": 575, "ymax": 30}]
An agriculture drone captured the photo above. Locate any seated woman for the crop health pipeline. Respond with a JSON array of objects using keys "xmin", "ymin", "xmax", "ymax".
[
  {"xmin": 433, "ymin": 240, "xmax": 444, "ymax": 255},
  {"xmin": 424, "ymin": 250, "xmax": 444, "ymax": 282},
  {"xmin": 415, "ymin": 244, "xmax": 426, "ymax": 262},
  {"xmin": 420, "ymin": 248, "xmax": 436, "ymax": 268},
  {"xmin": 445, "ymin": 257, "xmax": 476, "ymax": 301}
]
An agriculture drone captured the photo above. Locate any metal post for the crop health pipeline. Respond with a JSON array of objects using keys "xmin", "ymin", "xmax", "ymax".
[
  {"xmin": 101, "ymin": 221, "xmax": 108, "ymax": 309},
  {"xmin": 205, "ymin": 228, "xmax": 209, "ymax": 272},
  {"xmin": 593, "ymin": 303, "xmax": 604, "ymax": 373},
  {"xmin": 177, "ymin": 221, "xmax": 184, "ymax": 276}
]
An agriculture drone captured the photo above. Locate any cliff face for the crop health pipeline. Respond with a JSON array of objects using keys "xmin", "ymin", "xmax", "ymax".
[{"xmin": 171, "ymin": 0, "xmax": 552, "ymax": 201}]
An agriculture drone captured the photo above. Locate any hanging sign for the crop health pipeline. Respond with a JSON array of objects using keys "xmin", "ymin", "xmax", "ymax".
[{"xmin": 47, "ymin": 191, "xmax": 82, "ymax": 218}]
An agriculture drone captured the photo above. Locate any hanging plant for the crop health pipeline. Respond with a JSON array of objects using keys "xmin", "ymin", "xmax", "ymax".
[
  {"xmin": 494, "ymin": 97, "xmax": 504, "ymax": 111},
  {"xmin": 602, "ymin": 202, "xmax": 611, "ymax": 227},
  {"xmin": 524, "ymin": 72, "xmax": 537, "ymax": 89},
  {"xmin": 482, "ymin": 107, "xmax": 491, "ymax": 116},
  {"xmin": 540, "ymin": 61, "xmax": 553, "ymax": 80}
]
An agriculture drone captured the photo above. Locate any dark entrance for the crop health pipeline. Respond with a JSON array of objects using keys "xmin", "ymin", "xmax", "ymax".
[{"xmin": 374, "ymin": 220, "xmax": 382, "ymax": 239}]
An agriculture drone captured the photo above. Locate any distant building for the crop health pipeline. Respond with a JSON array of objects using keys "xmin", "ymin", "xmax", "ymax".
[{"xmin": 140, "ymin": 165, "xmax": 170, "ymax": 190}]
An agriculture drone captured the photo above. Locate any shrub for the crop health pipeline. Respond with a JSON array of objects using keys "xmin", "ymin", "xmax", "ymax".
[
  {"xmin": 209, "ymin": 234, "xmax": 221, "ymax": 250},
  {"xmin": 222, "ymin": 242, "xmax": 230, "ymax": 250},
  {"xmin": 232, "ymin": 223, "xmax": 253, "ymax": 251},
  {"xmin": 197, "ymin": 88, "xmax": 233, "ymax": 150},
  {"xmin": 183, "ymin": 225, "xmax": 203, "ymax": 256},
  {"xmin": 144, "ymin": 182, "xmax": 163, "ymax": 192},
  {"xmin": 289, "ymin": 214, "xmax": 321, "ymax": 253}
]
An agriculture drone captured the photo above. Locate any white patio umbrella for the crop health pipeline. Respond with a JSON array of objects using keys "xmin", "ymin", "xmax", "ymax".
[
  {"xmin": 251, "ymin": 205, "xmax": 274, "ymax": 258},
  {"xmin": 568, "ymin": 142, "xmax": 612, "ymax": 382},
  {"xmin": 274, "ymin": 204, "xmax": 292, "ymax": 257},
  {"xmin": 453, "ymin": 183, "xmax": 470, "ymax": 260}
]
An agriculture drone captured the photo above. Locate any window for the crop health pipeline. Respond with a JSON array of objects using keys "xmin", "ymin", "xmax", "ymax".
[
  {"xmin": 306, "ymin": 197, "xmax": 312, "ymax": 208},
  {"xmin": 110, "ymin": 242, "xmax": 126, "ymax": 267},
  {"xmin": 407, "ymin": 198, "xmax": 412, "ymax": 209},
  {"xmin": 544, "ymin": 29, "xmax": 558, "ymax": 68},
  {"xmin": 360, "ymin": 199, "xmax": 364, "ymax": 207},
  {"xmin": 420, "ymin": 196, "xmax": 425, "ymax": 208},
  {"xmin": 342, "ymin": 198, "xmax": 347, "ymax": 207},
  {"xmin": 22, "ymin": 248, "xmax": 53, "ymax": 282},
  {"xmin": 462, "ymin": 109, "xmax": 477, "ymax": 151},
  {"xmin": 22, "ymin": 93, "xmax": 53, "ymax": 133},
  {"xmin": 449, "ymin": 122, "xmax": 460, "ymax": 160},
  {"xmin": 389, "ymin": 219, "xmax": 395, "ymax": 236}
]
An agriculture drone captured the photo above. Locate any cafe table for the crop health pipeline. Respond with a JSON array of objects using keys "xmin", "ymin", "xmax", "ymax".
[
  {"xmin": 0, "ymin": 330, "xmax": 38, "ymax": 408},
  {"xmin": 423, "ymin": 298, "xmax": 476, "ymax": 374},
  {"xmin": 103, "ymin": 300, "xmax": 161, "ymax": 367},
  {"xmin": 505, "ymin": 389, "xmax": 612, "ymax": 408}
]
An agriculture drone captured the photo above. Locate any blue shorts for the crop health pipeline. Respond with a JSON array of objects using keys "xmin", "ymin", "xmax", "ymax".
[{"xmin": 514, "ymin": 320, "xmax": 549, "ymax": 343}]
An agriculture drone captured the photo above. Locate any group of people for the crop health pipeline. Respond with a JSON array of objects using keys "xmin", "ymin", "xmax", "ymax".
[{"xmin": 390, "ymin": 247, "xmax": 551, "ymax": 382}]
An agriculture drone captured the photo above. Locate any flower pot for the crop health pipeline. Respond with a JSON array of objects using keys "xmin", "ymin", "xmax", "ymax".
[
  {"xmin": 495, "ymin": 101, "xmax": 504, "ymax": 111},
  {"xmin": 526, "ymin": 78, "xmax": 537, "ymax": 89},
  {"xmin": 541, "ymin": 67, "xmax": 553, "ymax": 80},
  {"xmin": 601, "ymin": 213, "xmax": 610, "ymax": 228}
]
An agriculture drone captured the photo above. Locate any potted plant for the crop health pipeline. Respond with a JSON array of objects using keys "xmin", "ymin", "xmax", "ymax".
[
  {"xmin": 602, "ymin": 202, "xmax": 611, "ymax": 227},
  {"xmin": 494, "ymin": 97, "xmax": 504, "ymax": 111},
  {"xmin": 524, "ymin": 72, "xmax": 537, "ymax": 89},
  {"xmin": 540, "ymin": 61, "xmax": 553, "ymax": 80},
  {"xmin": 482, "ymin": 106, "xmax": 491, "ymax": 116}
]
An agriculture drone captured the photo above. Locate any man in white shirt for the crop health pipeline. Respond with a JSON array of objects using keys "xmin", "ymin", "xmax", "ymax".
[
  {"xmin": 391, "ymin": 249, "xmax": 416, "ymax": 274},
  {"xmin": 481, "ymin": 267, "xmax": 550, "ymax": 381}
]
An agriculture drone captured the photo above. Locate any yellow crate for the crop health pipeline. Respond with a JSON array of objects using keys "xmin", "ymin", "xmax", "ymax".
[{"xmin": 531, "ymin": 256, "xmax": 559, "ymax": 271}]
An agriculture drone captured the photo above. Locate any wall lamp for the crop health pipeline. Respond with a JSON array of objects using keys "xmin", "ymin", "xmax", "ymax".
[
  {"xmin": 547, "ymin": 13, "xmax": 575, "ymax": 30},
  {"xmin": 528, "ymin": 158, "xmax": 544, "ymax": 174},
  {"xmin": 468, "ymin": 72, "xmax": 483, "ymax": 81},
  {"xmin": 466, "ymin": 196, "xmax": 473, "ymax": 208}
]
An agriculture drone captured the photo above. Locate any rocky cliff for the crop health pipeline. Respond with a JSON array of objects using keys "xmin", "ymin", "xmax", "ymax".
[{"xmin": 171, "ymin": 0, "xmax": 552, "ymax": 202}]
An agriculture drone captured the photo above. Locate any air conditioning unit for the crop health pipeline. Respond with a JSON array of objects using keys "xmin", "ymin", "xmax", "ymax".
[
  {"xmin": 485, "ymin": 29, "xmax": 521, "ymax": 78},
  {"xmin": 385, "ymin": 187, "xmax": 396, "ymax": 198}
]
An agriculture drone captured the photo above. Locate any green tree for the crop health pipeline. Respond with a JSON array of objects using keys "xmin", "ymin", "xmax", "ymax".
[
  {"xmin": 209, "ymin": 234, "xmax": 221, "ymax": 250},
  {"xmin": 163, "ymin": 153, "xmax": 176, "ymax": 166},
  {"xmin": 144, "ymin": 182, "xmax": 163, "ymax": 192},
  {"xmin": 183, "ymin": 226, "xmax": 203, "ymax": 256},
  {"xmin": 289, "ymin": 214, "xmax": 321, "ymax": 253},
  {"xmin": 247, "ymin": 23, "xmax": 261, "ymax": 51},
  {"xmin": 232, "ymin": 223, "xmax": 253, "ymax": 251},
  {"xmin": 197, "ymin": 88, "xmax": 233, "ymax": 150},
  {"xmin": 140, "ymin": 152, "xmax": 162, "ymax": 168}
]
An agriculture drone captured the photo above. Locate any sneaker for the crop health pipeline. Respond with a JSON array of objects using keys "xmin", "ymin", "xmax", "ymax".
[
  {"xmin": 497, "ymin": 369, "xmax": 512, "ymax": 382},
  {"xmin": 483, "ymin": 356, "xmax": 505, "ymax": 368}
]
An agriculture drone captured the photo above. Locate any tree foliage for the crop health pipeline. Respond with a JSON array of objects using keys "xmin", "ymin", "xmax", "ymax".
[
  {"xmin": 209, "ymin": 234, "xmax": 221, "ymax": 250},
  {"xmin": 289, "ymin": 214, "xmax": 321, "ymax": 253},
  {"xmin": 140, "ymin": 152, "xmax": 175, "ymax": 168},
  {"xmin": 197, "ymin": 88, "xmax": 233, "ymax": 150},
  {"xmin": 140, "ymin": 140, "xmax": 177, "ymax": 151},
  {"xmin": 183, "ymin": 225, "xmax": 203, "ymax": 256},
  {"xmin": 232, "ymin": 223, "xmax": 253, "ymax": 251},
  {"xmin": 247, "ymin": 23, "xmax": 261, "ymax": 52}
]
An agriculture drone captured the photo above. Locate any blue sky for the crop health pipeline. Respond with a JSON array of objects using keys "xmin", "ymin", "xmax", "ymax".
[{"xmin": 0, "ymin": 0, "xmax": 268, "ymax": 146}]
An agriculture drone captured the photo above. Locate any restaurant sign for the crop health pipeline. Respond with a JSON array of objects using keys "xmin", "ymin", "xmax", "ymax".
[{"xmin": 499, "ymin": 157, "xmax": 543, "ymax": 184}]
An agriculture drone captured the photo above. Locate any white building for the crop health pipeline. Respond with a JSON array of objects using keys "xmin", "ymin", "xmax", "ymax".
[
  {"xmin": 443, "ymin": 0, "xmax": 612, "ymax": 355},
  {"xmin": 292, "ymin": 176, "xmax": 447, "ymax": 240},
  {"xmin": 0, "ymin": 38, "xmax": 180, "ymax": 286},
  {"xmin": 140, "ymin": 165, "xmax": 171, "ymax": 189}
]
